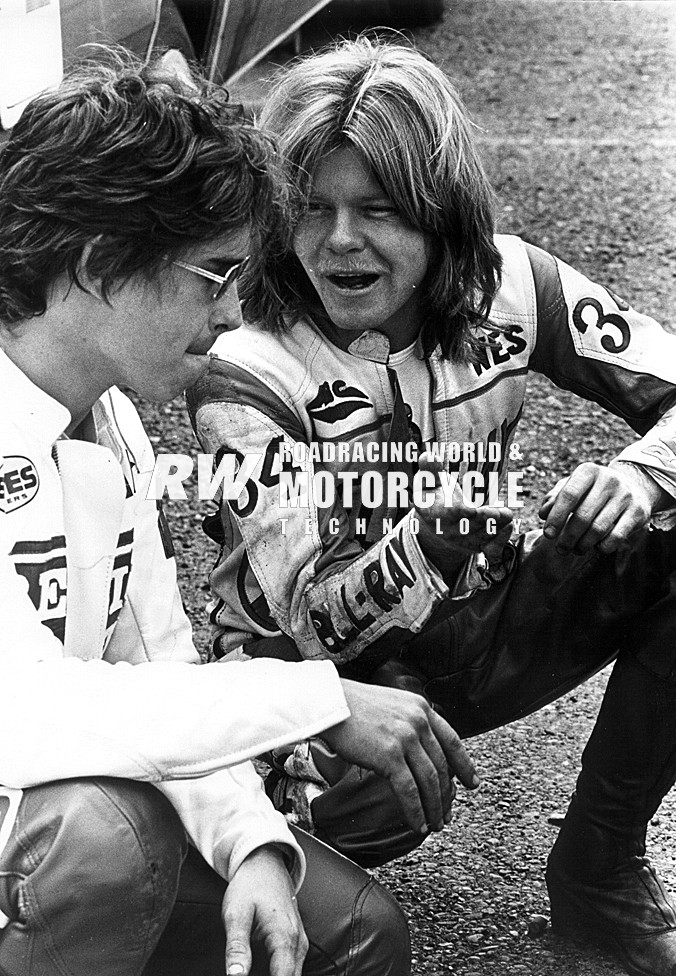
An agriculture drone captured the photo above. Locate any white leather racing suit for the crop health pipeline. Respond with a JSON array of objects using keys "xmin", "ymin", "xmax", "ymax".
[
  {"xmin": 189, "ymin": 234, "xmax": 676, "ymax": 677},
  {"xmin": 0, "ymin": 349, "xmax": 352, "ymax": 885}
]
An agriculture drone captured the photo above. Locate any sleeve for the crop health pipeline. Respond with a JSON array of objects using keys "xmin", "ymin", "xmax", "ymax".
[
  {"xmin": 0, "ymin": 414, "xmax": 349, "ymax": 881},
  {"xmin": 157, "ymin": 765, "xmax": 306, "ymax": 889},
  {"xmin": 0, "ymin": 649, "xmax": 349, "ymax": 790},
  {"xmin": 189, "ymin": 362, "xmax": 449, "ymax": 674},
  {"xmin": 526, "ymin": 243, "xmax": 676, "ymax": 501}
]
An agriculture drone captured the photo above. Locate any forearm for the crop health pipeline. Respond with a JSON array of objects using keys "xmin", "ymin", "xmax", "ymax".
[
  {"xmin": 0, "ymin": 657, "xmax": 348, "ymax": 788},
  {"xmin": 157, "ymin": 764, "xmax": 305, "ymax": 888}
]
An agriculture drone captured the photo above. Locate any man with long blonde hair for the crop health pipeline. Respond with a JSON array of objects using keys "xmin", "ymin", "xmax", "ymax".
[{"xmin": 191, "ymin": 36, "xmax": 676, "ymax": 976}]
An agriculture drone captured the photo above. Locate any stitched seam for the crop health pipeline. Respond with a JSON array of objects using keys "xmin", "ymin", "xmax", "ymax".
[
  {"xmin": 346, "ymin": 878, "xmax": 376, "ymax": 976},
  {"xmin": 9, "ymin": 833, "xmax": 72, "ymax": 976},
  {"xmin": 96, "ymin": 782, "xmax": 172, "ymax": 969}
]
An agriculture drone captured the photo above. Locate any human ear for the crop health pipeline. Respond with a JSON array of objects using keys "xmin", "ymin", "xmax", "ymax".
[
  {"xmin": 75, "ymin": 238, "xmax": 106, "ymax": 300},
  {"xmin": 156, "ymin": 50, "xmax": 196, "ymax": 91}
]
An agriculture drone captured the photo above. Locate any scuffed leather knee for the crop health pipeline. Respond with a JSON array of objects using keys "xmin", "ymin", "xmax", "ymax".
[{"xmin": 0, "ymin": 778, "xmax": 187, "ymax": 976}]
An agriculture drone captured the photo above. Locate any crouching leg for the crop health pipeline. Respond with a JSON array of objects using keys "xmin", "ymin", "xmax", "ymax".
[
  {"xmin": 146, "ymin": 825, "xmax": 410, "ymax": 976},
  {"xmin": 0, "ymin": 778, "xmax": 186, "ymax": 976}
]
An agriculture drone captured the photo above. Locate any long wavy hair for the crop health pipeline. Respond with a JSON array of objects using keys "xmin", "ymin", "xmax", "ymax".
[
  {"xmin": 242, "ymin": 35, "xmax": 502, "ymax": 361},
  {"xmin": 0, "ymin": 48, "xmax": 287, "ymax": 325}
]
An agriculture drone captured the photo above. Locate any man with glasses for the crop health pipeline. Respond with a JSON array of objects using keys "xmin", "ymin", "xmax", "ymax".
[
  {"xmin": 172, "ymin": 255, "xmax": 251, "ymax": 302},
  {"xmin": 0, "ymin": 50, "xmax": 474, "ymax": 976}
]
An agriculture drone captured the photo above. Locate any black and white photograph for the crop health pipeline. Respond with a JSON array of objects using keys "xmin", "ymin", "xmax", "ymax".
[{"xmin": 1, "ymin": 2, "xmax": 675, "ymax": 974}]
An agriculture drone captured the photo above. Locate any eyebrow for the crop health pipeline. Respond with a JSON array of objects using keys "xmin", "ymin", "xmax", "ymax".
[{"xmin": 308, "ymin": 191, "xmax": 393, "ymax": 203}]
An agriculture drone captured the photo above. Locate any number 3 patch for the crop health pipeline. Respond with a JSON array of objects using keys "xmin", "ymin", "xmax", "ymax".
[
  {"xmin": 555, "ymin": 257, "xmax": 676, "ymax": 383},
  {"xmin": 572, "ymin": 297, "xmax": 631, "ymax": 354}
]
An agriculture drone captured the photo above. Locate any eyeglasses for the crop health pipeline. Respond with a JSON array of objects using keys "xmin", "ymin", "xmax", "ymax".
[{"xmin": 171, "ymin": 256, "xmax": 250, "ymax": 302}]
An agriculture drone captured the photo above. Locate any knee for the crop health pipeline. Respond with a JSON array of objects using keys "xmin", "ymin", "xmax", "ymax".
[
  {"xmin": 23, "ymin": 778, "xmax": 186, "ymax": 927},
  {"xmin": 354, "ymin": 879, "xmax": 411, "ymax": 976}
]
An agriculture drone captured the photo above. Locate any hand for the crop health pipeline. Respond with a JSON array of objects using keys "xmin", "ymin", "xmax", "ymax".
[
  {"xmin": 415, "ymin": 454, "xmax": 513, "ymax": 577},
  {"xmin": 222, "ymin": 845, "xmax": 308, "ymax": 976},
  {"xmin": 539, "ymin": 460, "xmax": 663, "ymax": 554},
  {"xmin": 325, "ymin": 679, "xmax": 479, "ymax": 834}
]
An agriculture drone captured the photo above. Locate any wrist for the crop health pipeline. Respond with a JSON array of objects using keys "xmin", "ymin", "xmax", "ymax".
[
  {"xmin": 610, "ymin": 460, "xmax": 673, "ymax": 513},
  {"xmin": 241, "ymin": 843, "xmax": 290, "ymax": 873}
]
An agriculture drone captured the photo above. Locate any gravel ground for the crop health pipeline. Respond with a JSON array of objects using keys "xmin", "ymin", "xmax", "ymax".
[{"xmin": 135, "ymin": 2, "xmax": 676, "ymax": 973}]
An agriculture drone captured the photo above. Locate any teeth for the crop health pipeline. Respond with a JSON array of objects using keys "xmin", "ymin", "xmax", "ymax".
[{"xmin": 329, "ymin": 273, "xmax": 378, "ymax": 290}]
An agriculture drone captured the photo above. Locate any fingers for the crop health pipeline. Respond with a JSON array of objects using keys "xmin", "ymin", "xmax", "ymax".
[
  {"xmin": 538, "ymin": 477, "xmax": 567, "ymax": 520},
  {"xmin": 541, "ymin": 465, "xmax": 597, "ymax": 542},
  {"xmin": 389, "ymin": 758, "xmax": 433, "ymax": 833},
  {"xmin": 388, "ymin": 703, "xmax": 478, "ymax": 834},
  {"xmin": 429, "ymin": 709, "xmax": 479, "ymax": 790},
  {"xmin": 266, "ymin": 925, "xmax": 308, "ymax": 976},
  {"xmin": 331, "ymin": 681, "xmax": 478, "ymax": 835},
  {"xmin": 541, "ymin": 463, "xmax": 651, "ymax": 553},
  {"xmin": 223, "ymin": 857, "xmax": 308, "ymax": 976},
  {"xmin": 596, "ymin": 514, "xmax": 649, "ymax": 554},
  {"xmin": 410, "ymin": 729, "xmax": 455, "ymax": 830}
]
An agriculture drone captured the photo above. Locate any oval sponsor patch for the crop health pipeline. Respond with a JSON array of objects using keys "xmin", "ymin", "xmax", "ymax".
[{"xmin": 0, "ymin": 456, "xmax": 39, "ymax": 512}]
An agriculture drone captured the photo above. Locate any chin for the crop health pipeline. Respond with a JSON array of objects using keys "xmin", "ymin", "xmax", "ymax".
[{"xmin": 132, "ymin": 378, "xmax": 185, "ymax": 404}]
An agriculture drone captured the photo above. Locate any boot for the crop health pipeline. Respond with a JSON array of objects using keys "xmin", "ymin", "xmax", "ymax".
[{"xmin": 547, "ymin": 652, "xmax": 676, "ymax": 976}]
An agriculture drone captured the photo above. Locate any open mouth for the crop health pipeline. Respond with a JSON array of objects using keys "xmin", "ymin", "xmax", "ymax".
[{"xmin": 327, "ymin": 273, "xmax": 379, "ymax": 290}]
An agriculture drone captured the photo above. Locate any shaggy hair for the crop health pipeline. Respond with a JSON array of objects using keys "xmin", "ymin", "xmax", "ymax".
[
  {"xmin": 243, "ymin": 35, "xmax": 503, "ymax": 361},
  {"xmin": 0, "ymin": 49, "xmax": 287, "ymax": 325}
]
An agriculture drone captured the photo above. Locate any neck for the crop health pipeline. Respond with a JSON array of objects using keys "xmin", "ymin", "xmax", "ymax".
[
  {"xmin": 314, "ymin": 318, "xmax": 421, "ymax": 358},
  {"xmin": 0, "ymin": 305, "xmax": 105, "ymax": 433}
]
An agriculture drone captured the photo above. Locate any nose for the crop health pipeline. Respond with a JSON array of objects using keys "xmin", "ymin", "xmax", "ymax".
[
  {"xmin": 325, "ymin": 208, "xmax": 363, "ymax": 254},
  {"xmin": 211, "ymin": 281, "xmax": 243, "ymax": 335}
]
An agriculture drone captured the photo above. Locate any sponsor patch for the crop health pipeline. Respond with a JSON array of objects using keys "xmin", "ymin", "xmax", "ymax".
[
  {"xmin": 0, "ymin": 456, "xmax": 39, "ymax": 513},
  {"xmin": 557, "ymin": 258, "xmax": 676, "ymax": 381},
  {"xmin": 307, "ymin": 380, "xmax": 371, "ymax": 439}
]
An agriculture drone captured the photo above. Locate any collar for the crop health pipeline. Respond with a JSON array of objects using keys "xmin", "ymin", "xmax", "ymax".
[
  {"xmin": 309, "ymin": 315, "xmax": 393, "ymax": 364},
  {"xmin": 309, "ymin": 317, "xmax": 426, "ymax": 364},
  {"xmin": 0, "ymin": 346, "xmax": 72, "ymax": 446}
]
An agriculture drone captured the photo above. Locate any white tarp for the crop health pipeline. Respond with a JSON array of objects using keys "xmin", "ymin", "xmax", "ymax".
[{"xmin": 0, "ymin": 0, "xmax": 63, "ymax": 129}]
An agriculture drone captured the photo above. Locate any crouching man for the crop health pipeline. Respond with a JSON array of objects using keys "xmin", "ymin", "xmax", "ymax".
[
  {"xmin": 189, "ymin": 36, "xmax": 676, "ymax": 976},
  {"xmin": 0, "ymin": 50, "xmax": 476, "ymax": 976}
]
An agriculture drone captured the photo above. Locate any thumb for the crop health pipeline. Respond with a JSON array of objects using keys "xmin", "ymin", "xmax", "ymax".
[
  {"xmin": 225, "ymin": 939, "xmax": 252, "ymax": 976},
  {"xmin": 224, "ymin": 900, "xmax": 254, "ymax": 976}
]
